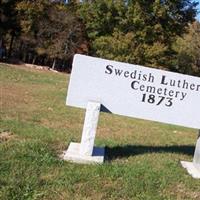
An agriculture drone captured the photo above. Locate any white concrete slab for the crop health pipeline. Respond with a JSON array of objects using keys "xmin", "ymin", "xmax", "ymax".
[
  {"xmin": 62, "ymin": 142, "xmax": 105, "ymax": 164},
  {"xmin": 181, "ymin": 161, "xmax": 200, "ymax": 179}
]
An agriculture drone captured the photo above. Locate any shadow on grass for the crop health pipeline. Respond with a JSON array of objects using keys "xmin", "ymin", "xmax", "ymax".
[{"xmin": 106, "ymin": 145, "xmax": 194, "ymax": 160}]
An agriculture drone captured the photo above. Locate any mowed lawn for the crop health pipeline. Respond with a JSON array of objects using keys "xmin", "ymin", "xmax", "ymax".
[{"xmin": 0, "ymin": 63, "xmax": 200, "ymax": 200}]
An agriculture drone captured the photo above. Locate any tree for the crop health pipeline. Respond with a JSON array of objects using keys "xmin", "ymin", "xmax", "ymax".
[
  {"xmin": 0, "ymin": 0, "xmax": 21, "ymax": 57},
  {"xmin": 78, "ymin": 0, "xmax": 198, "ymax": 69},
  {"xmin": 174, "ymin": 21, "xmax": 200, "ymax": 76},
  {"xmin": 36, "ymin": 4, "xmax": 85, "ymax": 68},
  {"xmin": 14, "ymin": 0, "xmax": 86, "ymax": 70}
]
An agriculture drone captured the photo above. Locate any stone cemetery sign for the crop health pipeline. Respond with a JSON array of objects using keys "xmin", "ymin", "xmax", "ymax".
[
  {"xmin": 63, "ymin": 54, "xmax": 200, "ymax": 178},
  {"xmin": 67, "ymin": 54, "xmax": 200, "ymax": 129}
]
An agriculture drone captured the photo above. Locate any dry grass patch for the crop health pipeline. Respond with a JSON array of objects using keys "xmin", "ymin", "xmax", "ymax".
[
  {"xmin": 167, "ymin": 183, "xmax": 200, "ymax": 200},
  {"xmin": 0, "ymin": 131, "xmax": 15, "ymax": 142}
]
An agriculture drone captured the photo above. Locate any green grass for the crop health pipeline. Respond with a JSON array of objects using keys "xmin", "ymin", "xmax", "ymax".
[{"xmin": 0, "ymin": 63, "xmax": 200, "ymax": 200}]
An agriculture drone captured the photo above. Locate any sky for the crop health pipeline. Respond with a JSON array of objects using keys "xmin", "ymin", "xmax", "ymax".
[{"xmin": 195, "ymin": 0, "xmax": 200, "ymax": 21}]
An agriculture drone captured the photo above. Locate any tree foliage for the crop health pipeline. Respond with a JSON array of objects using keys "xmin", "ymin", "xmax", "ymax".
[
  {"xmin": 1, "ymin": 0, "xmax": 86, "ymax": 70},
  {"xmin": 174, "ymin": 21, "xmax": 200, "ymax": 76},
  {"xmin": 0, "ymin": 0, "xmax": 199, "ymax": 73},
  {"xmin": 79, "ymin": 0, "xmax": 198, "ymax": 69},
  {"xmin": 0, "ymin": 0, "xmax": 21, "ymax": 56}
]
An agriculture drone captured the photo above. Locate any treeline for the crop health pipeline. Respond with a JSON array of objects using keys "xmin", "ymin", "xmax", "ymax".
[{"xmin": 0, "ymin": 0, "xmax": 200, "ymax": 75}]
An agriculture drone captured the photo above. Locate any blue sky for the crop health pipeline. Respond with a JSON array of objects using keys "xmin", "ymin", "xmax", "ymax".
[{"xmin": 193, "ymin": 0, "xmax": 200, "ymax": 21}]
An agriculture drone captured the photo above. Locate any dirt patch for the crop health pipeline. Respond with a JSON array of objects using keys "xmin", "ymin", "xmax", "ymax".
[
  {"xmin": 0, "ymin": 62, "xmax": 63, "ymax": 74},
  {"xmin": 0, "ymin": 131, "xmax": 15, "ymax": 142}
]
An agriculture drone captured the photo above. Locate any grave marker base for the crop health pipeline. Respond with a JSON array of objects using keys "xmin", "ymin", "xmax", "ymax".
[
  {"xmin": 62, "ymin": 101, "xmax": 104, "ymax": 164},
  {"xmin": 62, "ymin": 142, "xmax": 105, "ymax": 164},
  {"xmin": 181, "ymin": 161, "xmax": 200, "ymax": 179},
  {"xmin": 181, "ymin": 131, "xmax": 200, "ymax": 179}
]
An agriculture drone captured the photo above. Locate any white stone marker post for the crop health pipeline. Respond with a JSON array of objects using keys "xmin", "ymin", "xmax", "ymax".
[
  {"xmin": 63, "ymin": 101, "xmax": 105, "ymax": 164},
  {"xmin": 181, "ymin": 130, "xmax": 200, "ymax": 179},
  {"xmin": 79, "ymin": 102, "xmax": 100, "ymax": 156},
  {"xmin": 64, "ymin": 54, "xmax": 200, "ymax": 176}
]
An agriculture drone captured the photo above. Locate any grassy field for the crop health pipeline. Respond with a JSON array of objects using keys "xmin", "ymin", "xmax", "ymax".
[{"xmin": 0, "ymin": 63, "xmax": 200, "ymax": 200}]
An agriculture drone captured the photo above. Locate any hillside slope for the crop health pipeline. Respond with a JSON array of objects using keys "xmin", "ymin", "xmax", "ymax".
[{"xmin": 0, "ymin": 63, "xmax": 199, "ymax": 200}]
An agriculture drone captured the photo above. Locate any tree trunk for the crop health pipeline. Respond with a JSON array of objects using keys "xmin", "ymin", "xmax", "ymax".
[
  {"xmin": 27, "ymin": 53, "xmax": 31, "ymax": 63},
  {"xmin": 18, "ymin": 42, "xmax": 23, "ymax": 60},
  {"xmin": 43, "ymin": 57, "xmax": 46, "ymax": 66},
  {"xmin": 32, "ymin": 55, "xmax": 37, "ymax": 64},
  {"xmin": 23, "ymin": 52, "xmax": 27, "ymax": 62},
  {"xmin": 0, "ymin": 37, "xmax": 3, "ymax": 59},
  {"xmin": 52, "ymin": 58, "xmax": 56, "ymax": 69},
  {"xmin": 8, "ymin": 32, "xmax": 15, "ymax": 58},
  {"xmin": 0, "ymin": 37, "xmax": 3, "ymax": 48}
]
